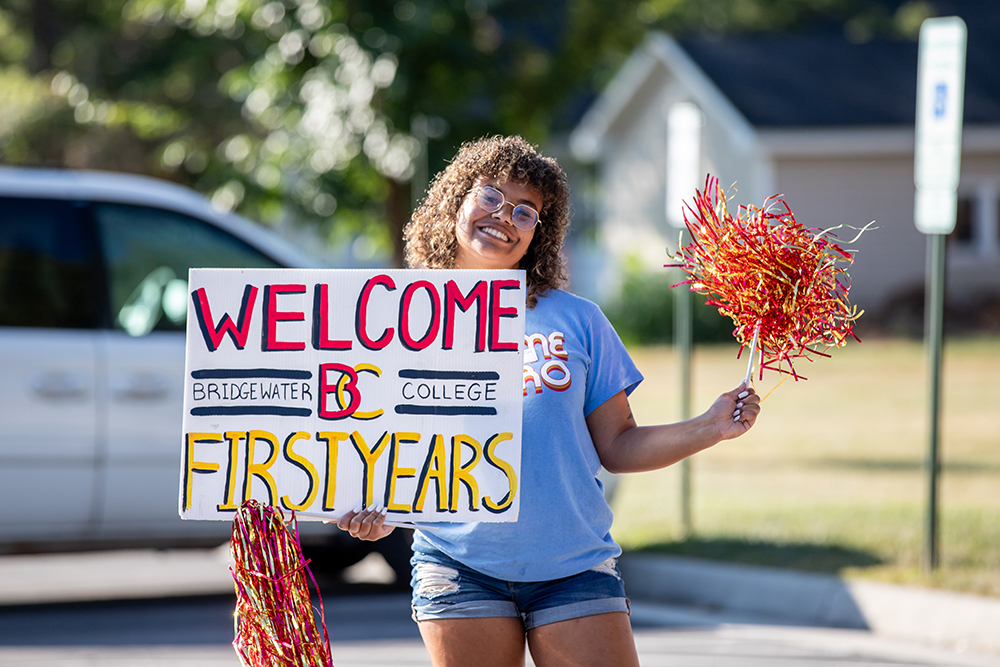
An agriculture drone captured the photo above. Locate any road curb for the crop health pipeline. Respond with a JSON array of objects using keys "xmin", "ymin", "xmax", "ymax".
[{"xmin": 619, "ymin": 552, "xmax": 1000, "ymax": 656}]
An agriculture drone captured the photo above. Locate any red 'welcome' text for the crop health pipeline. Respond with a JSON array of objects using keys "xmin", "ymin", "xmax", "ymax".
[{"xmin": 191, "ymin": 276, "xmax": 521, "ymax": 354}]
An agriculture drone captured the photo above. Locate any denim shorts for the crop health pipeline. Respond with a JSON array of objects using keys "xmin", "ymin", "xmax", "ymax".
[{"xmin": 409, "ymin": 547, "xmax": 630, "ymax": 630}]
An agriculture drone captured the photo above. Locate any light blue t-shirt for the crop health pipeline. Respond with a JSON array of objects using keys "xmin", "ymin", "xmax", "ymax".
[{"xmin": 413, "ymin": 289, "xmax": 643, "ymax": 581}]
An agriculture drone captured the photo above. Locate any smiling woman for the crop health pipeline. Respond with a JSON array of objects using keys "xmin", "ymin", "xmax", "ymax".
[{"xmin": 354, "ymin": 135, "xmax": 764, "ymax": 667}]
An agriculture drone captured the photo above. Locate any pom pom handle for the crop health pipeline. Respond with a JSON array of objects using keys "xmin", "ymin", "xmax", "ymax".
[{"xmin": 744, "ymin": 323, "xmax": 760, "ymax": 388}]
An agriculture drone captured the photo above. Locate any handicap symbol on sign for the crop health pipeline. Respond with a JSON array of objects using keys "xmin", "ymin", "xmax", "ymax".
[{"xmin": 934, "ymin": 82, "xmax": 947, "ymax": 118}]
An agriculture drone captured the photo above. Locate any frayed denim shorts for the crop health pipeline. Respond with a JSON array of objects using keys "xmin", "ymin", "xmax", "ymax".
[{"xmin": 409, "ymin": 546, "xmax": 630, "ymax": 630}]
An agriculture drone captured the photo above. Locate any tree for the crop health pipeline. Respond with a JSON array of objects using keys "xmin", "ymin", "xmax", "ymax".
[
  {"xmin": 0, "ymin": 0, "xmax": 917, "ymax": 265},
  {"xmin": 1, "ymin": 0, "xmax": 413, "ymax": 262}
]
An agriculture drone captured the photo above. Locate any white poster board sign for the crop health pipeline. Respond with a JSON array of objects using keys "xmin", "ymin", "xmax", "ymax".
[{"xmin": 179, "ymin": 268, "xmax": 525, "ymax": 523}]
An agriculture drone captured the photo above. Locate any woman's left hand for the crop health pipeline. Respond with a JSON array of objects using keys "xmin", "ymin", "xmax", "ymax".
[
  {"xmin": 335, "ymin": 503, "xmax": 395, "ymax": 541},
  {"xmin": 706, "ymin": 382, "xmax": 761, "ymax": 441}
]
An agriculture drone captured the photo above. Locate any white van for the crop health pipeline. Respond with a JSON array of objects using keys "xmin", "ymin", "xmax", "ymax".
[{"xmin": 0, "ymin": 168, "xmax": 411, "ymax": 577}]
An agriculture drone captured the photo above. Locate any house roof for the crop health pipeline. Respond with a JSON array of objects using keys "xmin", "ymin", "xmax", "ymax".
[
  {"xmin": 571, "ymin": 1, "xmax": 1000, "ymax": 160},
  {"xmin": 570, "ymin": 33, "xmax": 758, "ymax": 161},
  {"xmin": 678, "ymin": 34, "xmax": 919, "ymax": 127},
  {"xmin": 679, "ymin": 1, "xmax": 1000, "ymax": 128},
  {"xmin": 680, "ymin": 36, "xmax": 998, "ymax": 128}
]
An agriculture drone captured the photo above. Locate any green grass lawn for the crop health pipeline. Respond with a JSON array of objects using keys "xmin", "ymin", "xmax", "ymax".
[{"xmin": 611, "ymin": 336, "xmax": 1000, "ymax": 597}]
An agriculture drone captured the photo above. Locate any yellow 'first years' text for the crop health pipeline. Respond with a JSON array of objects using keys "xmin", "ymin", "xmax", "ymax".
[{"xmin": 182, "ymin": 428, "xmax": 518, "ymax": 517}]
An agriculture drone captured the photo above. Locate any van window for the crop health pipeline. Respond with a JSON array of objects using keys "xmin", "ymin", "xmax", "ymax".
[
  {"xmin": 0, "ymin": 198, "xmax": 102, "ymax": 329},
  {"xmin": 94, "ymin": 203, "xmax": 280, "ymax": 336}
]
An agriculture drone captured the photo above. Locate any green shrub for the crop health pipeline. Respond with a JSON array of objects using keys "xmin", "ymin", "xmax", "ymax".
[{"xmin": 604, "ymin": 267, "xmax": 734, "ymax": 346}]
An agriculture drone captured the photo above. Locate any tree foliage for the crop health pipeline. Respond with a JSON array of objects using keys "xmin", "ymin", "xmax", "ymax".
[{"xmin": 0, "ymin": 0, "xmax": 916, "ymax": 265}]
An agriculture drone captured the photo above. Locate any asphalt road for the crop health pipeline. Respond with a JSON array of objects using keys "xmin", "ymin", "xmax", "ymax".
[{"xmin": 1, "ymin": 586, "xmax": 996, "ymax": 667}]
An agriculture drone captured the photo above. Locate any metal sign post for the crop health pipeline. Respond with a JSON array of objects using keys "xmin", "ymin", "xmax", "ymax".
[
  {"xmin": 913, "ymin": 16, "xmax": 967, "ymax": 571},
  {"xmin": 667, "ymin": 102, "xmax": 702, "ymax": 537}
]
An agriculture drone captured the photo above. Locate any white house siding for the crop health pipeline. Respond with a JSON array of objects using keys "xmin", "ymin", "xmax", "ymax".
[
  {"xmin": 771, "ymin": 154, "xmax": 924, "ymax": 316},
  {"xmin": 595, "ymin": 64, "xmax": 673, "ymax": 296},
  {"xmin": 585, "ymin": 127, "xmax": 1000, "ymax": 320},
  {"xmin": 772, "ymin": 152, "xmax": 1000, "ymax": 319},
  {"xmin": 589, "ymin": 75, "xmax": 766, "ymax": 302},
  {"xmin": 952, "ymin": 154, "xmax": 1000, "ymax": 305}
]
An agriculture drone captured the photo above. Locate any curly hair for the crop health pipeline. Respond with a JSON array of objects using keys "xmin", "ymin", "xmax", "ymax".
[{"xmin": 403, "ymin": 135, "xmax": 570, "ymax": 308}]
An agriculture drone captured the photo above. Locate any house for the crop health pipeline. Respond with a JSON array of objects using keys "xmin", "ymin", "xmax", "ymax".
[{"xmin": 569, "ymin": 10, "xmax": 1000, "ymax": 332}]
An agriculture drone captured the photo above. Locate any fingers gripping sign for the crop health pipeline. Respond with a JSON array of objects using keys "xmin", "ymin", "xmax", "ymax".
[{"xmin": 335, "ymin": 502, "xmax": 396, "ymax": 541}]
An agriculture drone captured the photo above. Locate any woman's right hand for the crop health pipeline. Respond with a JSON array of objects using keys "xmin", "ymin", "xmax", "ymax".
[{"xmin": 336, "ymin": 503, "xmax": 395, "ymax": 541}]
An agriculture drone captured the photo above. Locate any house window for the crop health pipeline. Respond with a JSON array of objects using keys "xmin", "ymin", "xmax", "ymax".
[
  {"xmin": 950, "ymin": 197, "xmax": 974, "ymax": 244},
  {"xmin": 949, "ymin": 185, "xmax": 1000, "ymax": 259},
  {"xmin": 996, "ymin": 193, "xmax": 1000, "ymax": 246}
]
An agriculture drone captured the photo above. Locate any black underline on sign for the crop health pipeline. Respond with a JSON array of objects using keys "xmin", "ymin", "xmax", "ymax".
[
  {"xmin": 398, "ymin": 370, "xmax": 500, "ymax": 381},
  {"xmin": 394, "ymin": 405, "xmax": 497, "ymax": 416},
  {"xmin": 191, "ymin": 368, "xmax": 313, "ymax": 380},
  {"xmin": 190, "ymin": 406, "xmax": 313, "ymax": 417}
]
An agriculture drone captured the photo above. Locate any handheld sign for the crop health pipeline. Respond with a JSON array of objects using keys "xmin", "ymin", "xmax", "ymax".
[{"xmin": 179, "ymin": 269, "xmax": 525, "ymax": 524}]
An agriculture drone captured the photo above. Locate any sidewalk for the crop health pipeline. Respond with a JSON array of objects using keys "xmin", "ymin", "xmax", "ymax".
[
  {"xmin": 1, "ymin": 547, "xmax": 998, "ymax": 659},
  {"xmin": 0, "ymin": 546, "xmax": 234, "ymax": 606},
  {"xmin": 619, "ymin": 552, "xmax": 1000, "ymax": 657}
]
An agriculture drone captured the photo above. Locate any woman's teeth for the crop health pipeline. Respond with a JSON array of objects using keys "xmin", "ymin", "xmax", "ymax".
[{"xmin": 482, "ymin": 227, "xmax": 510, "ymax": 242}]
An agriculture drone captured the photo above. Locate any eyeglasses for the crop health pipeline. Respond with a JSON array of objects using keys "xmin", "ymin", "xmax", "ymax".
[{"xmin": 473, "ymin": 185, "xmax": 540, "ymax": 231}]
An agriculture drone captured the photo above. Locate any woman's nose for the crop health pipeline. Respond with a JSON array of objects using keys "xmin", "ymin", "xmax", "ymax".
[{"xmin": 491, "ymin": 202, "xmax": 515, "ymax": 226}]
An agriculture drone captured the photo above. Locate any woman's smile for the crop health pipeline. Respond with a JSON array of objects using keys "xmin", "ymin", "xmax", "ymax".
[{"xmin": 480, "ymin": 226, "xmax": 511, "ymax": 242}]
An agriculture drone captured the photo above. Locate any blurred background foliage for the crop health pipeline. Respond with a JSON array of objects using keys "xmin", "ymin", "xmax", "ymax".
[
  {"xmin": 605, "ymin": 260, "xmax": 735, "ymax": 345},
  {"xmin": 0, "ymin": 0, "xmax": 928, "ymax": 265}
]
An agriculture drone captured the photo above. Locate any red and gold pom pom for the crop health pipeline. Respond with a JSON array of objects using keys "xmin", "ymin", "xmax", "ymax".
[
  {"xmin": 230, "ymin": 500, "xmax": 333, "ymax": 667},
  {"xmin": 670, "ymin": 175, "xmax": 870, "ymax": 380}
]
